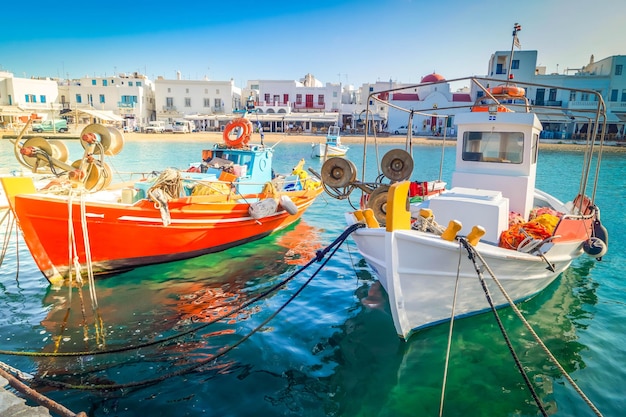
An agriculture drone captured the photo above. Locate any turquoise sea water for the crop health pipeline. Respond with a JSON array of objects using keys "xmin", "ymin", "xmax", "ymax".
[{"xmin": 0, "ymin": 137, "xmax": 624, "ymax": 417}]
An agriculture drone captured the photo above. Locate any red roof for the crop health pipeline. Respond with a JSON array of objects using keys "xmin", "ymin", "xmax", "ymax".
[
  {"xmin": 452, "ymin": 93, "xmax": 472, "ymax": 102},
  {"xmin": 421, "ymin": 73, "xmax": 445, "ymax": 83},
  {"xmin": 392, "ymin": 93, "xmax": 419, "ymax": 101}
]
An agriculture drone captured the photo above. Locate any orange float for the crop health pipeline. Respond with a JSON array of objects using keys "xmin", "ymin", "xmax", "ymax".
[
  {"xmin": 471, "ymin": 105, "xmax": 512, "ymax": 113},
  {"xmin": 489, "ymin": 85, "xmax": 525, "ymax": 97},
  {"xmin": 223, "ymin": 118, "xmax": 252, "ymax": 147}
]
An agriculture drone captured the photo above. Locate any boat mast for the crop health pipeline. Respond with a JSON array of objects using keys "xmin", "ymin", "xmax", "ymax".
[{"xmin": 506, "ymin": 23, "xmax": 522, "ymax": 85}]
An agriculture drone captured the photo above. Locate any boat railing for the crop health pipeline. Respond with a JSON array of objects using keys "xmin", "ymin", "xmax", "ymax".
[{"xmin": 361, "ymin": 76, "xmax": 608, "ymax": 208}]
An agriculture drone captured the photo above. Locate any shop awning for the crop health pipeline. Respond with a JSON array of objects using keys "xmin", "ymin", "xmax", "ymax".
[
  {"xmin": 0, "ymin": 105, "xmax": 29, "ymax": 116},
  {"xmin": 65, "ymin": 108, "xmax": 124, "ymax": 122}
]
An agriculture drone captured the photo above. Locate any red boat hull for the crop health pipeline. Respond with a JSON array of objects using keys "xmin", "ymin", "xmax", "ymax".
[{"xmin": 5, "ymin": 180, "xmax": 322, "ymax": 284}]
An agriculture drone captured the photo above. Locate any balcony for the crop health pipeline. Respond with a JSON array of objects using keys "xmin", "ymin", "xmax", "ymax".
[
  {"xmin": 292, "ymin": 102, "xmax": 326, "ymax": 112},
  {"xmin": 118, "ymin": 102, "xmax": 136, "ymax": 108},
  {"xmin": 567, "ymin": 100, "xmax": 601, "ymax": 110}
]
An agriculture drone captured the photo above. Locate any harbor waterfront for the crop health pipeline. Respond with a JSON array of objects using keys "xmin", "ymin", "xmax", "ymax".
[{"xmin": 1, "ymin": 134, "xmax": 625, "ymax": 416}]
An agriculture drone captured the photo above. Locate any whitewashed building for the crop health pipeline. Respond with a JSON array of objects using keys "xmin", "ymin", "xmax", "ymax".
[
  {"xmin": 0, "ymin": 71, "xmax": 62, "ymax": 129},
  {"xmin": 154, "ymin": 72, "xmax": 242, "ymax": 131},
  {"xmin": 57, "ymin": 72, "xmax": 154, "ymax": 131},
  {"xmin": 245, "ymin": 74, "xmax": 341, "ymax": 133},
  {"xmin": 485, "ymin": 50, "xmax": 626, "ymax": 139}
]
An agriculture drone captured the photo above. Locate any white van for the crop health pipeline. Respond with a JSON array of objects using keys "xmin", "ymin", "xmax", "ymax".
[{"xmin": 173, "ymin": 120, "xmax": 193, "ymax": 133}]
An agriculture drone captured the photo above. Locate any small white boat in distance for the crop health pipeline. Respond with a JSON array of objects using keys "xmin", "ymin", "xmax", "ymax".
[{"xmin": 312, "ymin": 125, "xmax": 348, "ymax": 158}]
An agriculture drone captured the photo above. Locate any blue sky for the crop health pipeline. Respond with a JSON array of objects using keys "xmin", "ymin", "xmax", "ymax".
[{"xmin": 1, "ymin": 0, "xmax": 624, "ymax": 89}]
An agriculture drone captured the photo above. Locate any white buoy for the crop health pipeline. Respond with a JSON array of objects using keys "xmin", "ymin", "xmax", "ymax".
[{"xmin": 279, "ymin": 195, "xmax": 298, "ymax": 215}]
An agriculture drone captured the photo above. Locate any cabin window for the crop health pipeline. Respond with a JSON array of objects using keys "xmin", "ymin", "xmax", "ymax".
[{"xmin": 462, "ymin": 131, "xmax": 524, "ymax": 163}]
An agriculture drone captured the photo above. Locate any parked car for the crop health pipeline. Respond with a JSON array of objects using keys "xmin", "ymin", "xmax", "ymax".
[
  {"xmin": 172, "ymin": 120, "xmax": 193, "ymax": 133},
  {"xmin": 144, "ymin": 121, "xmax": 165, "ymax": 133},
  {"xmin": 31, "ymin": 119, "xmax": 68, "ymax": 133},
  {"xmin": 394, "ymin": 125, "xmax": 417, "ymax": 135}
]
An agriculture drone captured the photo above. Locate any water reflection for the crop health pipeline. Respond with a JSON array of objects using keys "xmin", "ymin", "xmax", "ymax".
[{"xmin": 29, "ymin": 221, "xmax": 325, "ymax": 387}]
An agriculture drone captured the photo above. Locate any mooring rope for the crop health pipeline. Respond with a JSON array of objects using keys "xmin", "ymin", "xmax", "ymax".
[
  {"xmin": 460, "ymin": 238, "xmax": 603, "ymax": 417},
  {"xmin": 439, "ymin": 242, "xmax": 464, "ymax": 417},
  {"xmin": 1, "ymin": 224, "xmax": 365, "ymax": 390},
  {"xmin": 23, "ymin": 222, "xmax": 365, "ymax": 391}
]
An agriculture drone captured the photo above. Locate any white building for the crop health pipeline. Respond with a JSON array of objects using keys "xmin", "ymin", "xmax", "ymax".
[
  {"xmin": 245, "ymin": 74, "xmax": 341, "ymax": 133},
  {"xmin": 58, "ymin": 72, "xmax": 154, "ymax": 131},
  {"xmin": 154, "ymin": 72, "xmax": 242, "ymax": 132},
  {"xmin": 485, "ymin": 50, "xmax": 626, "ymax": 139},
  {"xmin": 0, "ymin": 71, "xmax": 61, "ymax": 129},
  {"xmin": 385, "ymin": 73, "xmax": 471, "ymax": 136},
  {"xmin": 385, "ymin": 51, "xmax": 626, "ymax": 140}
]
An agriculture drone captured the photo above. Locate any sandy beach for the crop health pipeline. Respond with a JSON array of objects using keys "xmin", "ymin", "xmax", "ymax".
[
  {"xmin": 2, "ymin": 129, "xmax": 625, "ymax": 153},
  {"xmin": 118, "ymin": 131, "xmax": 626, "ymax": 153}
]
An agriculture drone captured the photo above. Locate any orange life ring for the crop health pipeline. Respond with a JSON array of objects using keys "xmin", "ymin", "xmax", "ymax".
[
  {"xmin": 223, "ymin": 118, "xmax": 251, "ymax": 147},
  {"xmin": 489, "ymin": 85, "xmax": 525, "ymax": 97}
]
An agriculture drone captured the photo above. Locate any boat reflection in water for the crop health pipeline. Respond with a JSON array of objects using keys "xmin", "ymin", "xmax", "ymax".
[
  {"xmin": 332, "ymin": 258, "xmax": 599, "ymax": 416},
  {"xmin": 34, "ymin": 220, "xmax": 324, "ymax": 384}
]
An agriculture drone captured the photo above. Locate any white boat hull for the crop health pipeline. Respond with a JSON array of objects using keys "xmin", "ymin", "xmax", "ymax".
[
  {"xmin": 351, "ymin": 225, "xmax": 584, "ymax": 340},
  {"xmin": 312, "ymin": 143, "xmax": 348, "ymax": 158}
]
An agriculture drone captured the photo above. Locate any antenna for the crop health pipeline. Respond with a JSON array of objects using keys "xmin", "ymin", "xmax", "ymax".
[{"xmin": 507, "ymin": 23, "xmax": 522, "ymax": 83}]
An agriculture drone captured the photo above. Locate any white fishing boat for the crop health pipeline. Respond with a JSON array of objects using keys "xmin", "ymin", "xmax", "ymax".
[
  {"xmin": 311, "ymin": 125, "xmax": 348, "ymax": 158},
  {"xmin": 320, "ymin": 77, "xmax": 609, "ymax": 340}
]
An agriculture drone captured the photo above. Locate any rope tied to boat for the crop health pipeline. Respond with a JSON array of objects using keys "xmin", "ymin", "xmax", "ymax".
[
  {"xmin": 147, "ymin": 168, "xmax": 184, "ymax": 226},
  {"xmin": 1, "ymin": 222, "xmax": 365, "ymax": 392},
  {"xmin": 459, "ymin": 237, "xmax": 604, "ymax": 417}
]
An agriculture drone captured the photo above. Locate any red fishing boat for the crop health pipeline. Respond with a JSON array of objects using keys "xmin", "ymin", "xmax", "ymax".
[{"xmin": 2, "ymin": 119, "xmax": 322, "ymax": 286}]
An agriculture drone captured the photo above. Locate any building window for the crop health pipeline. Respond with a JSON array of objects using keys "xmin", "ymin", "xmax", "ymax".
[
  {"xmin": 283, "ymin": 93, "xmax": 289, "ymax": 103},
  {"xmin": 103, "ymin": 80, "xmax": 108, "ymax": 86},
  {"xmin": 621, "ymin": 89, "xmax": 626, "ymax": 102},
  {"xmin": 548, "ymin": 89, "xmax": 557, "ymax": 101},
  {"xmin": 87, "ymin": 94, "xmax": 93, "ymax": 106},
  {"xmin": 216, "ymin": 89, "xmax": 220, "ymax": 94},
  {"xmin": 214, "ymin": 98, "xmax": 222, "ymax": 109},
  {"xmin": 99, "ymin": 94, "xmax": 105, "ymax": 104},
  {"xmin": 129, "ymin": 81, "xmax": 133, "ymax": 87},
  {"xmin": 593, "ymin": 90, "xmax": 601, "ymax": 101},
  {"xmin": 167, "ymin": 88, "xmax": 171, "ymax": 93},
  {"xmin": 76, "ymin": 94, "xmax": 82, "ymax": 104},
  {"xmin": 186, "ymin": 88, "xmax": 190, "ymax": 94},
  {"xmin": 203, "ymin": 98, "xmax": 210, "ymax": 107},
  {"xmin": 166, "ymin": 97, "xmax": 174, "ymax": 108},
  {"xmin": 581, "ymin": 93, "xmax": 589, "ymax": 101},
  {"xmin": 40, "ymin": 95, "xmax": 46, "ymax": 103},
  {"xmin": 569, "ymin": 91, "xmax": 576, "ymax": 101},
  {"xmin": 616, "ymin": 64, "xmax": 623, "ymax": 76},
  {"xmin": 511, "ymin": 60, "xmax": 520, "ymax": 69},
  {"xmin": 296, "ymin": 94, "xmax": 302, "ymax": 104},
  {"xmin": 136, "ymin": 81, "xmax": 142, "ymax": 87},
  {"xmin": 318, "ymin": 94, "xmax": 324, "ymax": 105},
  {"xmin": 92, "ymin": 79, "xmax": 96, "ymax": 86},
  {"xmin": 25, "ymin": 94, "xmax": 36, "ymax": 103},
  {"xmin": 264, "ymin": 93, "xmax": 270, "ymax": 103},
  {"xmin": 496, "ymin": 63, "xmax": 505, "ymax": 74},
  {"xmin": 610, "ymin": 89, "xmax": 618, "ymax": 102},
  {"xmin": 185, "ymin": 98, "xmax": 191, "ymax": 107}
]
